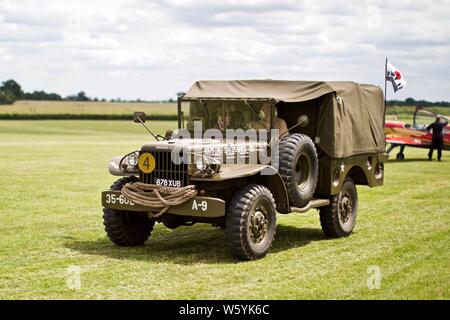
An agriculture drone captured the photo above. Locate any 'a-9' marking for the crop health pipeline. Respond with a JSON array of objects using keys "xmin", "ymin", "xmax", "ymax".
[{"xmin": 192, "ymin": 199, "xmax": 207, "ymax": 211}]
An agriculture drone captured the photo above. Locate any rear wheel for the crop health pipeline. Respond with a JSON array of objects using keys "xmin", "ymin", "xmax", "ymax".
[
  {"xmin": 319, "ymin": 178, "xmax": 358, "ymax": 238},
  {"xmin": 103, "ymin": 177, "xmax": 155, "ymax": 246},
  {"xmin": 225, "ymin": 185, "xmax": 276, "ymax": 260},
  {"xmin": 396, "ymin": 152, "xmax": 405, "ymax": 160}
]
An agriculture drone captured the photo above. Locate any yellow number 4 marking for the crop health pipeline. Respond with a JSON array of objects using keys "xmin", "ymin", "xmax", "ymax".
[{"xmin": 138, "ymin": 152, "xmax": 156, "ymax": 173}]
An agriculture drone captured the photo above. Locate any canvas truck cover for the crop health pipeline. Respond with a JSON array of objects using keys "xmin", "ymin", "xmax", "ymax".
[{"xmin": 183, "ymin": 80, "xmax": 385, "ymax": 159}]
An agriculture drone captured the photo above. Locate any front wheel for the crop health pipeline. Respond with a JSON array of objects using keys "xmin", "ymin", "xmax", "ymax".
[
  {"xmin": 319, "ymin": 178, "xmax": 358, "ymax": 238},
  {"xmin": 103, "ymin": 177, "xmax": 155, "ymax": 246},
  {"xmin": 225, "ymin": 185, "xmax": 276, "ymax": 260},
  {"xmin": 103, "ymin": 209, "xmax": 154, "ymax": 246}
]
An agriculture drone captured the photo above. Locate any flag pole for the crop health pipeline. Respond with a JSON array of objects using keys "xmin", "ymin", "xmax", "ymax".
[
  {"xmin": 384, "ymin": 58, "xmax": 387, "ymax": 110},
  {"xmin": 384, "ymin": 57, "xmax": 387, "ymax": 109},
  {"xmin": 382, "ymin": 57, "xmax": 388, "ymax": 133}
]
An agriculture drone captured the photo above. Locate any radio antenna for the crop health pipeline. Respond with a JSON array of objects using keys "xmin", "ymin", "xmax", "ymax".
[{"xmin": 133, "ymin": 112, "xmax": 160, "ymax": 141}]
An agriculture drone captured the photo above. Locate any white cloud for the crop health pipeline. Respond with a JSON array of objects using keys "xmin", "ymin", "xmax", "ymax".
[{"xmin": 0, "ymin": 0, "xmax": 449, "ymax": 100}]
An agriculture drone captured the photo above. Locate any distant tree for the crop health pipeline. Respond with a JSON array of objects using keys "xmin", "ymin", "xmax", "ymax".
[
  {"xmin": 405, "ymin": 97, "xmax": 416, "ymax": 105},
  {"xmin": 64, "ymin": 91, "xmax": 90, "ymax": 101},
  {"xmin": 1, "ymin": 79, "xmax": 22, "ymax": 98},
  {"xmin": 22, "ymin": 91, "xmax": 62, "ymax": 101},
  {"xmin": 0, "ymin": 79, "xmax": 22, "ymax": 104},
  {"xmin": 176, "ymin": 91, "xmax": 186, "ymax": 98},
  {"xmin": 76, "ymin": 91, "xmax": 90, "ymax": 101},
  {"xmin": 48, "ymin": 93, "xmax": 62, "ymax": 101},
  {"xmin": 0, "ymin": 89, "xmax": 16, "ymax": 104}
]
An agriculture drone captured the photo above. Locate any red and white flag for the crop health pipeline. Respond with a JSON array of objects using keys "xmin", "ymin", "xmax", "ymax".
[{"xmin": 386, "ymin": 62, "xmax": 407, "ymax": 92}]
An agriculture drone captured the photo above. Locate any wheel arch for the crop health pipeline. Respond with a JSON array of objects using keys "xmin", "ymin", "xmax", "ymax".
[
  {"xmin": 193, "ymin": 164, "xmax": 290, "ymax": 213},
  {"xmin": 248, "ymin": 167, "xmax": 290, "ymax": 213},
  {"xmin": 345, "ymin": 165, "xmax": 368, "ymax": 185}
]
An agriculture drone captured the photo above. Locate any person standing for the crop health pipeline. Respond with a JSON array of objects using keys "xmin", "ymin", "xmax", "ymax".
[{"xmin": 427, "ymin": 116, "xmax": 448, "ymax": 161}]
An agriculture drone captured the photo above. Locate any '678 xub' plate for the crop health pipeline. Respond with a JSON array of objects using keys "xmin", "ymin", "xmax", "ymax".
[{"xmin": 154, "ymin": 178, "xmax": 181, "ymax": 187}]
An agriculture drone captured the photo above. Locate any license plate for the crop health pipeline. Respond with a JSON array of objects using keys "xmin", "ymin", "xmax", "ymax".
[
  {"xmin": 104, "ymin": 193, "xmax": 135, "ymax": 206},
  {"xmin": 155, "ymin": 178, "xmax": 181, "ymax": 187}
]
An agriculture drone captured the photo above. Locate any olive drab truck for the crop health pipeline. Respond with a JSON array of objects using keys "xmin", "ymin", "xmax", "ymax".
[{"xmin": 101, "ymin": 80, "xmax": 387, "ymax": 260}]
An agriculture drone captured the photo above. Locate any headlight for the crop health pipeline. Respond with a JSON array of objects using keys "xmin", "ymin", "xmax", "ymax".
[
  {"xmin": 194, "ymin": 157, "xmax": 221, "ymax": 175},
  {"xmin": 195, "ymin": 158, "xmax": 207, "ymax": 171},
  {"xmin": 127, "ymin": 153, "xmax": 138, "ymax": 166}
]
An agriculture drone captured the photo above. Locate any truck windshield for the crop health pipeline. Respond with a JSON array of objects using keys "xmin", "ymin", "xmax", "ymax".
[{"xmin": 180, "ymin": 100, "xmax": 271, "ymax": 133}]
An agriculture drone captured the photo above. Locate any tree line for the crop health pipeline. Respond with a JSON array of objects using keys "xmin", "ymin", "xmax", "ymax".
[
  {"xmin": 0, "ymin": 79, "xmax": 178, "ymax": 105},
  {"xmin": 386, "ymin": 98, "xmax": 450, "ymax": 107},
  {"xmin": 0, "ymin": 79, "xmax": 96, "ymax": 104},
  {"xmin": 1, "ymin": 78, "xmax": 449, "ymax": 106}
]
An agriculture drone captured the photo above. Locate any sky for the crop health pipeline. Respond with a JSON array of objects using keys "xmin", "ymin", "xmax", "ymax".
[{"xmin": 0, "ymin": 0, "xmax": 449, "ymax": 101}]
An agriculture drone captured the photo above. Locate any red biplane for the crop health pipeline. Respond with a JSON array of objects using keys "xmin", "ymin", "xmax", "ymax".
[{"xmin": 385, "ymin": 106, "xmax": 450, "ymax": 159}]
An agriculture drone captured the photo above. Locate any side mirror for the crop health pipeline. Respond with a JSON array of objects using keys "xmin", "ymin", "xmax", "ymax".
[
  {"xmin": 297, "ymin": 115, "xmax": 309, "ymax": 127},
  {"xmin": 134, "ymin": 111, "xmax": 146, "ymax": 123},
  {"xmin": 164, "ymin": 129, "xmax": 173, "ymax": 140}
]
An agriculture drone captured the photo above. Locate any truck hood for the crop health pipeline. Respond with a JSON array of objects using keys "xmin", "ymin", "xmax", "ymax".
[
  {"xmin": 141, "ymin": 138, "xmax": 268, "ymax": 153},
  {"xmin": 141, "ymin": 138, "xmax": 270, "ymax": 164}
]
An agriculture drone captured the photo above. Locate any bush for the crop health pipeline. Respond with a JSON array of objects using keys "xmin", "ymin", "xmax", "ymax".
[
  {"xmin": 21, "ymin": 91, "xmax": 62, "ymax": 101},
  {"xmin": 0, "ymin": 89, "xmax": 16, "ymax": 105}
]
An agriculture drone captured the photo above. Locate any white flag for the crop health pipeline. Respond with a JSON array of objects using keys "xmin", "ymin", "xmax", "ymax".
[{"xmin": 386, "ymin": 62, "xmax": 407, "ymax": 92}]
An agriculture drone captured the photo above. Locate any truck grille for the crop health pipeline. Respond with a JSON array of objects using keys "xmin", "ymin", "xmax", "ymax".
[{"xmin": 139, "ymin": 150, "xmax": 189, "ymax": 187}]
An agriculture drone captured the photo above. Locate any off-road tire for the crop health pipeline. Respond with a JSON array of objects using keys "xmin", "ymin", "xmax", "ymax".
[
  {"xmin": 319, "ymin": 178, "xmax": 358, "ymax": 238},
  {"xmin": 103, "ymin": 176, "xmax": 155, "ymax": 246},
  {"xmin": 161, "ymin": 214, "xmax": 183, "ymax": 229},
  {"xmin": 279, "ymin": 133, "xmax": 318, "ymax": 208},
  {"xmin": 225, "ymin": 185, "xmax": 276, "ymax": 260}
]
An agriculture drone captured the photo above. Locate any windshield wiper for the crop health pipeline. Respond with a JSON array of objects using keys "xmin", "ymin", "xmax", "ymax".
[
  {"xmin": 200, "ymin": 101, "xmax": 212, "ymax": 126},
  {"xmin": 245, "ymin": 100, "xmax": 259, "ymax": 115}
]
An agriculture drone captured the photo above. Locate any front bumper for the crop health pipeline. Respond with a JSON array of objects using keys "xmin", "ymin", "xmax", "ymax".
[{"xmin": 101, "ymin": 190, "xmax": 225, "ymax": 218}]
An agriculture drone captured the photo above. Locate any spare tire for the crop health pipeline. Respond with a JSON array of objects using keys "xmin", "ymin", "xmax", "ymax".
[{"xmin": 279, "ymin": 133, "xmax": 318, "ymax": 208}]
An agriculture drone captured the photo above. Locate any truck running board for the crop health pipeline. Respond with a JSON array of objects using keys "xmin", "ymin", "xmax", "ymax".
[{"xmin": 290, "ymin": 199, "xmax": 330, "ymax": 213}]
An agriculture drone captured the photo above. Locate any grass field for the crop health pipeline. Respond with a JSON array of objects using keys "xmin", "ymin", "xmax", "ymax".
[{"xmin": 0, "ymin": 120, "xmax": 449, "ymax": 300}]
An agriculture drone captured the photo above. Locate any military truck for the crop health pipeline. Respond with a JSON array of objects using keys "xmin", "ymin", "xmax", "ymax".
[{"xmin": 101, "ymin": 80, "xmax": 387, "ymax": 260}]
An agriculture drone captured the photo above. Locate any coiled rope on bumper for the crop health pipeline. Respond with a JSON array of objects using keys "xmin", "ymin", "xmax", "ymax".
[{"xmin": 121, "ymin": 182, "xmax": 198, "ymax": 218}]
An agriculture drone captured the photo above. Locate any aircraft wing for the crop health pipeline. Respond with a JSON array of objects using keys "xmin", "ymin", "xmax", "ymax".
[
  {"xmin": 385, "ymin": 121, "xmax": 431, "ymax": 147},
  {"xmin": 385, "ymin": 135, "xmax": 430, "ymax": 147}
]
